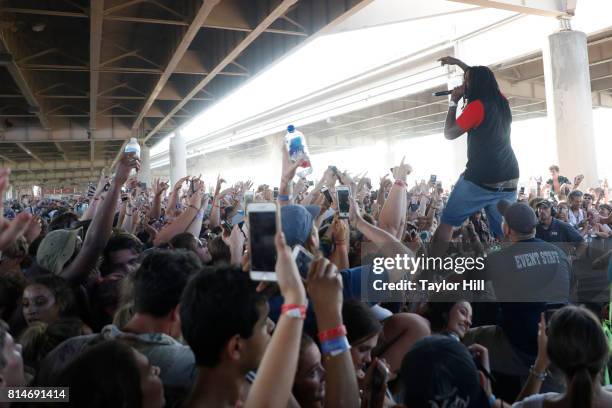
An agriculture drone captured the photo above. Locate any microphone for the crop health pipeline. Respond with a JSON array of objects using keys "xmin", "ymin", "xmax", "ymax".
[{"xmin": 432, "ymin": 90, "xmax": 453, "ymax": 97}]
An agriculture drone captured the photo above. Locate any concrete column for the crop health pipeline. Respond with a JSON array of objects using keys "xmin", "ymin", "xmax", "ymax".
[
  {"xmin": 139, "ymin": 145, "xmax": 152, "ymax": 188},
  {"xmin": 169, "ymin": 131, "xmax": 187, "ymax": 187},
  {"xmin": 543, "ymin": 27, "xmax": 599, "ymax": 189}
]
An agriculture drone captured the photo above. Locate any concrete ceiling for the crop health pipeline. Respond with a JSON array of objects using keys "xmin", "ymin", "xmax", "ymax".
[{"xmin": 0, "ymin": 0, "xmax": 370, "ymax": 187}]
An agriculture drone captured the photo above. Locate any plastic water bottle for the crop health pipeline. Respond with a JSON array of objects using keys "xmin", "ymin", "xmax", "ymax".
[
  {"xmin": 124, "ymin": 138, "xmax": 140, "ymax": 175},
  {"xmin": 284, "ymin": 125, "xmax": 312, "ymax": 177},
  {"xmin": 124, "ymin": 137, "xmax": 140, "ymax": 158}
]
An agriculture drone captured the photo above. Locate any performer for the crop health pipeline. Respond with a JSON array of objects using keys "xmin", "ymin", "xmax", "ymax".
[{"xmin": 432, "ymin": 56, "xmax": 519, "ymax": 251}]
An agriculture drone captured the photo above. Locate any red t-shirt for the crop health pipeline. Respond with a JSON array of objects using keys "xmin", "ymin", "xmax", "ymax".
[{"xmin": 456, "ymin": 100, "xmax": 485, "ymax": 131}]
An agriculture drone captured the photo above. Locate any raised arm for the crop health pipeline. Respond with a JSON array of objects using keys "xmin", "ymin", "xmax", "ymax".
[
  {"xmin": 307, "ymin": 257, "xmax": 360, "ymax": 408},
  {"xmin": 438, "ymin": 56, "xmax": 470, "ymax": 72},
  {"xmin": 349, "ymin": 197, "xmax": 415, "ymax": 283},
  {"xmin": 443, "ymin": 85, "xmax": 467, "ymax": 140},
  {"xmin": 245, "ymin": 228, "xmax": 306, "ymax": 408},
  {"xmin": 61, "ymin": 153, "xmax": 139, "ymax": 283},
  {"xmin": 0, "ymin": 169, "xmax": 33, "ymax": 250},
  {"xmin": 150, "ymin": 178, "xmax": 168, "ymax": 220},
  {"xmin": 279, "ymin": 143, "xmax": 301, "ymax": 207},
  {"xmin": 153, "ymin": 179, "xmax": 205, "ymax": 246},
  {"xmin": 379, "ymin": 157, "xmax": 410, "ymax": 239}
]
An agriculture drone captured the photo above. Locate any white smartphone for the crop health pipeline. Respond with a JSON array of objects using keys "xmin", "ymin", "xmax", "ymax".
[
  {"xmin": 291, "ymin": 244, "xmax": 314, "ymax": 279},
  {"xmin": 248, "ymin": 203, "xmax": 278, "ymax": 281},
  {"xmin": 336, "ymin": 185, "xmax": 350, "ymax": 219}
]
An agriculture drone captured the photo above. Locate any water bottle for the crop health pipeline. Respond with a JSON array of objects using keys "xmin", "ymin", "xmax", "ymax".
[
  {"xmin": 124, "ymin": 137, "xmax": 140, "ymax": 158},
  {"xmin": 124, "ymin": 137, "xmax": 140, "ymax": 175},
  {"xmin": 285, "ymin": 125, "xmax": 312, "ymax": 177}
]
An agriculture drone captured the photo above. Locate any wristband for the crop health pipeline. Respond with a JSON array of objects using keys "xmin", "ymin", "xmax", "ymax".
[
  {"xmin": 321, "ymin": 336, "xmax": 350, "ymax": 357},
  {"xmin": 278, "ymin": 194, "xmax": 290, "ymax": 202},
  {"xmin": 281, "ymin": 304, "xmax": 306, "ymax": 319},
  {"xmin": 318, "ymin": 325, "xmax": 347, "ymax": 342},
  {"xmin": 394, "ymin": 179, "xmax": 407, "ymax": 188},
  {"xmin": 449, "ymin": 100, "xmax": 458, "ymax": 108},
  {"xmin": 529, "ymin": 365, "xmax": 549, "ymax": 381}
]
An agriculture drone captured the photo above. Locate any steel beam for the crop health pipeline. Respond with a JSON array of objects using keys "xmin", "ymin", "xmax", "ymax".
[
  {"xmin": 144, "ymin": 0, "xmax": 299, "ymax": 142},
  {"xmin": 15, "ymin": 143, "xmax": 44, "ymax": 164},
  {"xmin": 132, "ymin": 0, "xmax": 220, "ymax": 132}
]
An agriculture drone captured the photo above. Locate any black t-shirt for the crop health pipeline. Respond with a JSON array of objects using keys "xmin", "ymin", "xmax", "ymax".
[
  {"xmin": 481, "ymin": 238, "xmax": 570, "ymax": 303},
  {"xmin": 457, "ymin": 98, "xmax": 520, "ymax": 184},
  {"xmin": 536, "ymin": 218, "xmax": 584, "ymax": 246}
]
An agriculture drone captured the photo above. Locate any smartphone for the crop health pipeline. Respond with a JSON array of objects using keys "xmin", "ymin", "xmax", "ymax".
[
  {"xmin": 321, "ymin": 187, "xmax": 333, "ymax": 204},
  {"xmin": 189, "ymin": 180, "xmax": 195, "ymax": 194},
  {"xmin": 429, "ymin": 174, "xmax": 437, "ymax": 184},
  {"xmin": 370, "ymin": 361, "xmax": 389, "ymax": 408},
  {"xmin": 370, "ymin": 190, "xmax": 377, "ymax": 202},
  {"xmin": 520, "ymin": 186, "xmax": 525, "ymax": 195},
  {"xmin": 273, "ymin": 187, "xmax": 279, "ymax": 200},
  {"xmin": 248, "ymin": 203, "xmax": 277, "ymax": 281},
  {"xmin": 307, "ymin": 180, "xmax": 314, "ymax": 187},
  {"xmin": 336, "ymin": 186, "xmax": 350, "ymax": 219},
  {"xmin": 244, "ymin": 190, "xmax": 254, "ymax": 209},
  {"xmin": 138, "ymin": 182, "xmax": 147, "ymax": 190},
  {"xmin": 292, "ymin": 245, "xmax": 314, "ymax": 279},
  {"xmin": 221, "ymin": 219, "xmax": 233, "ymax": 234}
]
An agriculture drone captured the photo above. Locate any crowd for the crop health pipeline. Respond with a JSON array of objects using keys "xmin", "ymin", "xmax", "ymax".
[{"xmin": 1, "ymin": 143, "xmax": 612, "ymax": 408}]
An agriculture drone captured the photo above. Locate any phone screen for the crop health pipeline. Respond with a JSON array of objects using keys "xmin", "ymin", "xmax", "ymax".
[
  {"xmin": 293, "ymin": 247, "xmax": 314, "ymax": 279},
  {"xmin": 249, "ymin": 211, "xmax": 277, "ymax": 273},
  {"xmin": 337, "ymin": 188, "xmax": 350, "ymax": 215},
  {"xmin": 321, "ymin": 188, "xmax": 333, "ymax": 204},
  {"xmin": 520, "ymin": 186, "xmax": 525, "ymax": 194},
  {"xmin": 430, "ymin": 174, "xmax": 437, "ymax": 184},
  {"xmin": 273, "ymin": 188, "xmax": 279, "ymax": 199}
]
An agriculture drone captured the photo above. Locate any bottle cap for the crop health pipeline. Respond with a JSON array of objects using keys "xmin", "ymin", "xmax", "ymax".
[{"xmin": 287, "ymin": 125, "xmax": 295, "ymax": 133}]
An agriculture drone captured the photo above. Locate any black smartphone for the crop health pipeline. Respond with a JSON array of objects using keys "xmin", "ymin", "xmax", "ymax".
[
  {"xmin": 370, "ymin": 362, "xmax": 389, "ymax": 408},
  {"xmin": 321, "ymin": 187, "xmax": 333, "ymax": 204},
  {"xmin": 273, "ymin": 187, "xmax": 279, "ymax": 200},
  {"xmin": 221, "ymin": 219, "xmax": 233, "ymax": 234},
  {"xmin": 370, "ymin": 190, "xmax": 377, "ymax": 202},
  {"xmin": 292, "ymin": 245, "xmax": 314, "ymax": 279},
  {"xmin": 307, "ymin": 180, "xmax": 314, "ymax": 186},
  {"xmin": 429, "ymin": 174, "xmax": 437, "ymax": 184},
  {"xmin": 189, "ymin": 180, "xmax": 195, "ymax": 194},
  {"xmin": 138, "ymin": 182, "xmax": 147, "ymax": 190},
  {"xmin": 336, "ymin": 186, "xmax": 350, "ymax": 219},
  {"xmin": 520, "ymin": 186, "xmax": 525, "ymax": 195}
]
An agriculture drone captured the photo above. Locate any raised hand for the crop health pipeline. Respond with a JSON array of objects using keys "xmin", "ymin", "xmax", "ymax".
[
  {"xmin": 281, "ymin": 142, "xmax": 301, "ymax": 183},
  {"xmin": 0, "ymin": 168, "xmax": 32, "ymax": 250},
  {"xmin": 115, "ymin": 152, "xmax": 141, "ymax": 185},
  {"xmin": 391, "ymin": 156, "xmax": 412, "ymax": 182},
  {"xmin": 306, "ymin": 257, "xmax": 343, "ymax": 326},
  {"xmin": 153, "ymin": 178, "xmax": 169, "ymax": 197},
  {"xmin": 274, "ymin": 228, "xmax": 306, "ymax": 305}
]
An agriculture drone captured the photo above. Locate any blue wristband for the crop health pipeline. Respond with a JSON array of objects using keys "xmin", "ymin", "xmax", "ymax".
[
  {"xmin": 488, "ymin": 394, "xmax": 496, "ymax": 407},
  {"xmin": 278, "ymin": 194, "xmax": 290, "ymax": 202},
  {"xmin": 321, "ymin": 336, "xmax": 350, "ymax": 357}
]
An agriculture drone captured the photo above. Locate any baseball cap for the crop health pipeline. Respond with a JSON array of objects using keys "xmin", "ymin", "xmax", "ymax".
[
  {"xmin": 497, "ymin": 199, "xmax": 538, "ymax": 234},
  {"xmin": 280, "ymin": 205, "xmax": 320, "ymax": 247},
  {"xmin": 36, "ymin": 228, "xmax": 82, "ymax": 275},
  {"xmin": 400, "ymin": 335, "xmax": 490, "ymax": 408}
]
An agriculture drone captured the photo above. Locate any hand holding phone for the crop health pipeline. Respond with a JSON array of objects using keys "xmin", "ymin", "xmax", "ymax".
[
  {"xmin": 336, "ymin": 186, "xmax": 350, "ymax": 219},
  {"xmin": 248, "ymin": 203, "xmax": 278, "ymax": 281},
  {"xmin": 292, "ymin": 245, "xmax": 314, "ymax": 279}
]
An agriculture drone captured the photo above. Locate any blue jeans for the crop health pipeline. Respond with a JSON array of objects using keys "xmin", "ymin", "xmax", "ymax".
[{"xmin": 441, "ymin": 176, "xmax": 517, "ymax": 238}]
